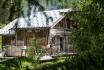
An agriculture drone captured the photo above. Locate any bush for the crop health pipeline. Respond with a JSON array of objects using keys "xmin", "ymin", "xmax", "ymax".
[
  {"xmin": 0, "ymin": 57, "xmax": 36, "ymax": 70},
  {"xmin": 34, "ymin": 47, "xmax": 104, "ymax": 70},
  {"xmin": 0, "ymin": 48, "xmax": 104, "ymax": 70}
]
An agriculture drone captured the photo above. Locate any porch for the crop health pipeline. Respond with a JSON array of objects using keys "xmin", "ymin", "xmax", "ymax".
[{"xmin": 1, "ymin": 28, "xmax": 74, "ymax": 57}]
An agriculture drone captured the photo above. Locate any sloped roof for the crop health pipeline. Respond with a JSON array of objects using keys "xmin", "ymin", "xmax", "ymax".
[
  {"xmin": 0, "ymin": 8, "xmax": 72, "ymax": 35},
  {"xmin": 0, "ymin": 19, "xmax": 17, "ymax": 35}
]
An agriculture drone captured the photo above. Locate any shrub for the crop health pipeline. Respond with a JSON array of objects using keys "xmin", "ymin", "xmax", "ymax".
[
  {"xmin": 0, "ymin": 57, "xmax": 35, "ymax": 70},
  {"xmin": 34, "ymin": 47, "xmax": 104, "ymax": 70},
  {"xmin": 0, "ymin": 47, "xmax": 104, "ymax": 70}
]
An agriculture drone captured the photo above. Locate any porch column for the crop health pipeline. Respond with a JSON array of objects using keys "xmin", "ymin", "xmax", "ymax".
[
  {"xmin": 65, "ymin": 36, "xmax": 69, "ymax": 52},
  {"xmin": 22, "ymin": 29, "xmax": 26, "ymax": 56},
  {"xmin": 54, "ymin": 36, "xmax": 57, "ymax": 53},
  {"xmin": 1, "ymin": 36, "xmax": 3, "ymax": 52},
  {"xmin": 24, "ymin": 29, "xmax": 26, "ymax": 46},
  {"xmin": 57, "ymin": 36, "xmax": 60, "ymax": 53},
  {"xmin": 63, "ymin": 36, "xmax": 65, "ymax": 52}
]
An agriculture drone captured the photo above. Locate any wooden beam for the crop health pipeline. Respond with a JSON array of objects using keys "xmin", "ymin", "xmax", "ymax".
[{"xmin": 51, "ymin": 16, "xmax": 65, "ymax": 28}]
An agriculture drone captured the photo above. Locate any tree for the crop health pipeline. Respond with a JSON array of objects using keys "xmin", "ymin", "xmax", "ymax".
[
  {"xmin": 0, "ymin": 0, "xmax": 23, "ymax": 27},
  {"xmin": 0, "ymin": 0, "xmax": 44, "ymax": 25},
  {"xmin": 71, "ymin": 0, "xmax": 104, "ymax": 53}
]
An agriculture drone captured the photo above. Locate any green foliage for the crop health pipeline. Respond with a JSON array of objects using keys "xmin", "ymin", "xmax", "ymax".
[
  {"xmin": 70, "ymin": 0, "xmax": 104, "ymax": 52},
  {"xmin": 43, "ymin": 0, "xmax": 79, "ymax": 9},
  {"xmin": 0, "ymin": 57, "xmax": 35, "ymax": 70},
  {"xmin": 27, "ymin": 38, "xmax": 36, "ymax": 59},
  {"xmin": 27, "ymin": 38, "xmax": 44, "ymax": 61},
  {"xmin": 0, "ymin": 48, "xmax": 104, "ymax": 70},
  {"xmin": 0, "ymin": 0, "xmax": 23, "ymax": 24},
  {"xmin": 0, "ymin": 0, "xmax": 45, "ymax": 25},
  {"xmin": 34, "ymin": 47, "xmax": 104, "ymax": 70}
]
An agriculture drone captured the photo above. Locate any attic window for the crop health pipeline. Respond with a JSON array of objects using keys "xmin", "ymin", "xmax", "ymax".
[{"xmin": 46, "ymin": 16, "xmax": 53, "ymax": 24}]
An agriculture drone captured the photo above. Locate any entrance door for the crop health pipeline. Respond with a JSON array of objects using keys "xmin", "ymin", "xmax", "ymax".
[{"xmin": 60, "ymin": 37, "xmax": 64, "ymax": 52}]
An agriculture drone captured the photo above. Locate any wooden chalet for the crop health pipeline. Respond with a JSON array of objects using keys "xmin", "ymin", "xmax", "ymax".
[{"xmin": 0, "ymin": 9, "xmax": 75, "ymax": 56}]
